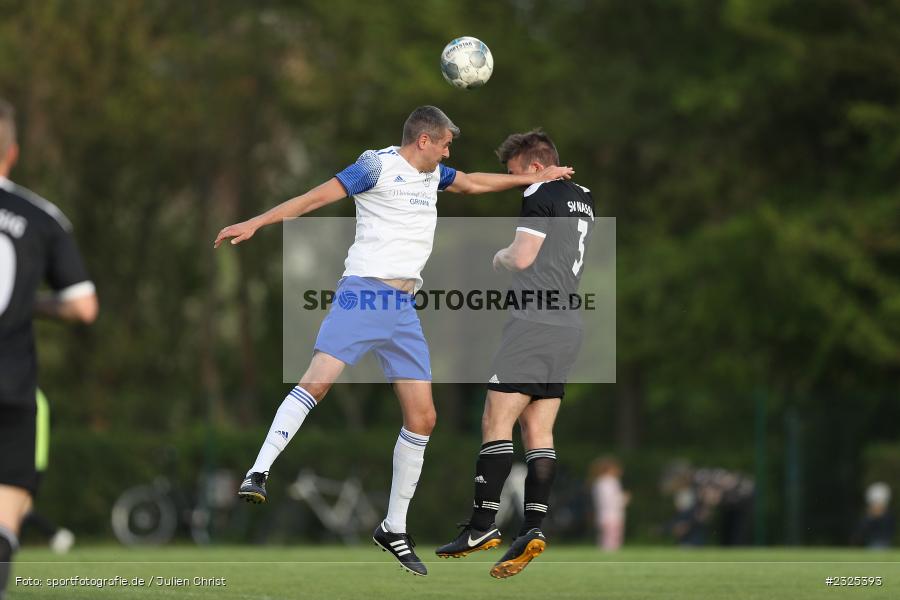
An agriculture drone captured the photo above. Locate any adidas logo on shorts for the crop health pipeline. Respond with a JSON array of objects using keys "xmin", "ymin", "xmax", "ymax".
[
  {"xmin": 474, "ymin": 475, "xmax": 487, "ymax": 484},
  {"xmin": 489, "ymin": 374, "xmax": 500, "ymax": 384}
]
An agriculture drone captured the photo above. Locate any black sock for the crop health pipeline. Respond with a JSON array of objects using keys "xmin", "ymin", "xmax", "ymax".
[
  {"xmin": 520, "ymin": 448, "xmax": 557, "ymax": 535},
  {"xmin": 469, "ymin": 440, "xmax": 513, "ymax": 530},
  {"xmin": 0, "ymin": 525, "xmax": 18, "ymax": 600}
]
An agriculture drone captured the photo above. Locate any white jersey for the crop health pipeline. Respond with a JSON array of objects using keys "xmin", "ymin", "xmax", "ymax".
[
  {"xmin": 593, "ymin": 475, "xmax": 627, "ymax": 523},
  {"xmin": 335, "ymin": 146, "xmax": 456, "ymax": 291}
]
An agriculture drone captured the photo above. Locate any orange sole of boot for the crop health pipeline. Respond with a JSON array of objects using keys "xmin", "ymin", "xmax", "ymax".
[
  {"xmin": 489, "ymin": 539, "xmax": 546, "ymax": 579},
  {"xmin": 238, "ymin": 491, "xmax": 266, "ymax": 504},
  {"xmin": 437, "ymin": 538, "xmax": 502, "ymax": 558}
]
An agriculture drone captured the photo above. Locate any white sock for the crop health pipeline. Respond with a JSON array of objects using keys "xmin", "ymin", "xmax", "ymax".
[
  {"xmin": 248, "ymin": 386, "xmax": 317, "ymax": 475},
  {"xmin": 383, "ymin": 427, "xmax": 429, "ymax": 534}
]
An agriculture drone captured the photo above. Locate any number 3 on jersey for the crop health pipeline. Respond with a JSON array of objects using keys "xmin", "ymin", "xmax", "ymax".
[
  {"xmin": 0, "ymin": 235, "xmax": 16, "ymax": 316},
  {"xmin": 571, "ymin": 218, "xmax": 588, "ymax": 276}
]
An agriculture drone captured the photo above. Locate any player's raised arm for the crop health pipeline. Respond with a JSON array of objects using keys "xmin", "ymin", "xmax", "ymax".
[
  {"xmin": 214, "ymin": 177, "xmax": 347, "ymax": 248},
  {"xmin": 445, "ymin": 165, "xmax": 573, "ymax": 195}
]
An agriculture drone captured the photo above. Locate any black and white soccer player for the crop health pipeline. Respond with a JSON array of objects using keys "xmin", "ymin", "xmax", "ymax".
[
  {"xmin": 435, "ymin": 130, "xmax": 594, "ymax": 579},
  {"xmin": 0, "ymin": 99, "xmax": 98, "ymax": 599},
  {"xmin": 215, "ymin": 107, "xmax": 573, "ymax": 576}
]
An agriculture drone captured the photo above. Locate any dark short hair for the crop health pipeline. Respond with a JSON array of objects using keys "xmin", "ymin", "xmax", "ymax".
[
  {"xmin": 496, "ymin": 129, "xmax": 559, "ymax": 167},
  {"xmin": 402, "ymin": 105, "xmax": 460, "ymax": 146},
  {"xmin": 0, "ymin": 98, "xmax": 16, "ymax": 156}
]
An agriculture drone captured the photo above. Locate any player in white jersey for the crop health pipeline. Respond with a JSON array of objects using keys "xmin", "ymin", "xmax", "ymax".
[{"xmin": 214, "ymin": 106, "xmax": 572, "ymax": 575}]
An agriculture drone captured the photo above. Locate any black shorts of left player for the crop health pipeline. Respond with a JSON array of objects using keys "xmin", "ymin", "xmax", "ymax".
[
  {"xmin": 486, "ymin": 317, "xmax": 583, "ymax": 400},
  {"xmin": 0, "ymin": 402, "xmax": 40, "ymax": 495}
]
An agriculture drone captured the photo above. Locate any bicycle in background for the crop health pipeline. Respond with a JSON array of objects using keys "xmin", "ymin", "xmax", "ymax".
[
  {"xmin": 285, "ymin": 469, "xmax": 381, "ymax": 544},
  {"xmin": 111, "ymin": 468, "xmax": 238, "ymax": 546}
]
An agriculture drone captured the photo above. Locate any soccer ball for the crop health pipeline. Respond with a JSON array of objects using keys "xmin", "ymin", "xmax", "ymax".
[{"xmin": 441, "ymin": 37, "xmax": 493, "ymax": 89}]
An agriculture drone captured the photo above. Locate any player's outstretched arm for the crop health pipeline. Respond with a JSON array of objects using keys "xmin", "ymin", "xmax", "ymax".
[
  {"xmin": 446, "ymin": 165, "xmax": 573, "ymax": 195},
  {"xmin": 214, "ymin": 178, "xmax": 347, "ymax": 248}
]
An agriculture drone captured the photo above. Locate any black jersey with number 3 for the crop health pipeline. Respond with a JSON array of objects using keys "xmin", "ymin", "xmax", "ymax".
[
  {"xmin": 0, "ymin": 177, "xmax": 92, "ymax": 406},
  {"xmin": 510, "ymin": 179, "xmax": 595, "ymax": 328}
]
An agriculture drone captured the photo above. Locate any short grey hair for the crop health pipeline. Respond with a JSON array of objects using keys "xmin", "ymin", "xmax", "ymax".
[
  {"xmin": 0, "ymin": 98, "xmax": 16, "ymax": 157},
  {"xmin": 401, "ymin": 105, "xmax": 460, "ymax": 145}
]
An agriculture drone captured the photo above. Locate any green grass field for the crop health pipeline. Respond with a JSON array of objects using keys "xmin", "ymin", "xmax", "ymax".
[{"xmin": 10, "ymin": 545, "xmax": 900, "ymax": 599}]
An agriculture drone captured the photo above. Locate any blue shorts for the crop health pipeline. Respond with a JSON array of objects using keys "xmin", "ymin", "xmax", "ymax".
[{"xmin": 314, "ymin": 276, "xmax": 431, "ymax": 381}]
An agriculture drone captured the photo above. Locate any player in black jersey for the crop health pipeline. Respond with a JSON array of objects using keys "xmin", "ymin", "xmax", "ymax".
[
  {"xmin": 0, "ymin": 99, "xmax": 97, "ymax": 599},
  {"xmin": 436, "ymin": 130, "xmax": 594, "ymax": 578}
]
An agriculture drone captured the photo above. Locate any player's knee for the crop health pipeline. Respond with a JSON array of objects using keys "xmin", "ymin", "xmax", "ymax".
[
  {"xmin": 421, "ymin": 406, "xmax": 437, "ymax": 434},
  {"xmin": 480, "ymin": 410, "xmax": 498, "ymax": 438},
  {"xmin": 407, "ymin": 407, "xmax": 436, "ymax": 435}
]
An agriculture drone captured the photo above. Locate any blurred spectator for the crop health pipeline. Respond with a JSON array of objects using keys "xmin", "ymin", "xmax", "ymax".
[
  {"xmin": 852, "ymin": 482, "xmax": 894, "ymax": 549},
  {"xmin": 590, "ymin": 456, "xmax": 629, "ymax": 551},
  {"xmin": 664, "ymin": 488, "xmax": 708, "ymax": 546},
  {"xmin": 661, "ymin": 460, "xmax": 754, "ymax": 546}
]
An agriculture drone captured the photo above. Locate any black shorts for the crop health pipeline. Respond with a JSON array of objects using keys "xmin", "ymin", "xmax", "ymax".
[
  {"xmin": 0, "ymin": 402, "xmax": 40, "ymax": 494},
  {"xmin": 486, "ymin": 317, "xmax": 583, "ymax": 400}
]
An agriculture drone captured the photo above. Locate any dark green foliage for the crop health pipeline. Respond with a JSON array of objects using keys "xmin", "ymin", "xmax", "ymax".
[{"xmin": 2, "ymin": 0, "xmax": 898, "ymax": 544}]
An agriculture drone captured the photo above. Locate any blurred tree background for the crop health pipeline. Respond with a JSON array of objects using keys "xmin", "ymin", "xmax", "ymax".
[{"xmin": 1, "ymin": 0, "xmax": 898, "ymax": 545}]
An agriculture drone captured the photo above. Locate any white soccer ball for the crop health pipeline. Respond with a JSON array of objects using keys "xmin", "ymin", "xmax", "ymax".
[{"xmin": 441, "ymin": 37, "xmax": 493, "ymax": 89}]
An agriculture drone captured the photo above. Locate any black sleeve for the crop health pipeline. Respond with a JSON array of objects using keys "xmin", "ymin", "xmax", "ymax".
[
  {"xmin": 516, "ymin": 187, "xmax": 554, "ymax": 238},
  {"xmin": 45, "ymin": 220, "xmax": 91, "ymax": 294}
]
